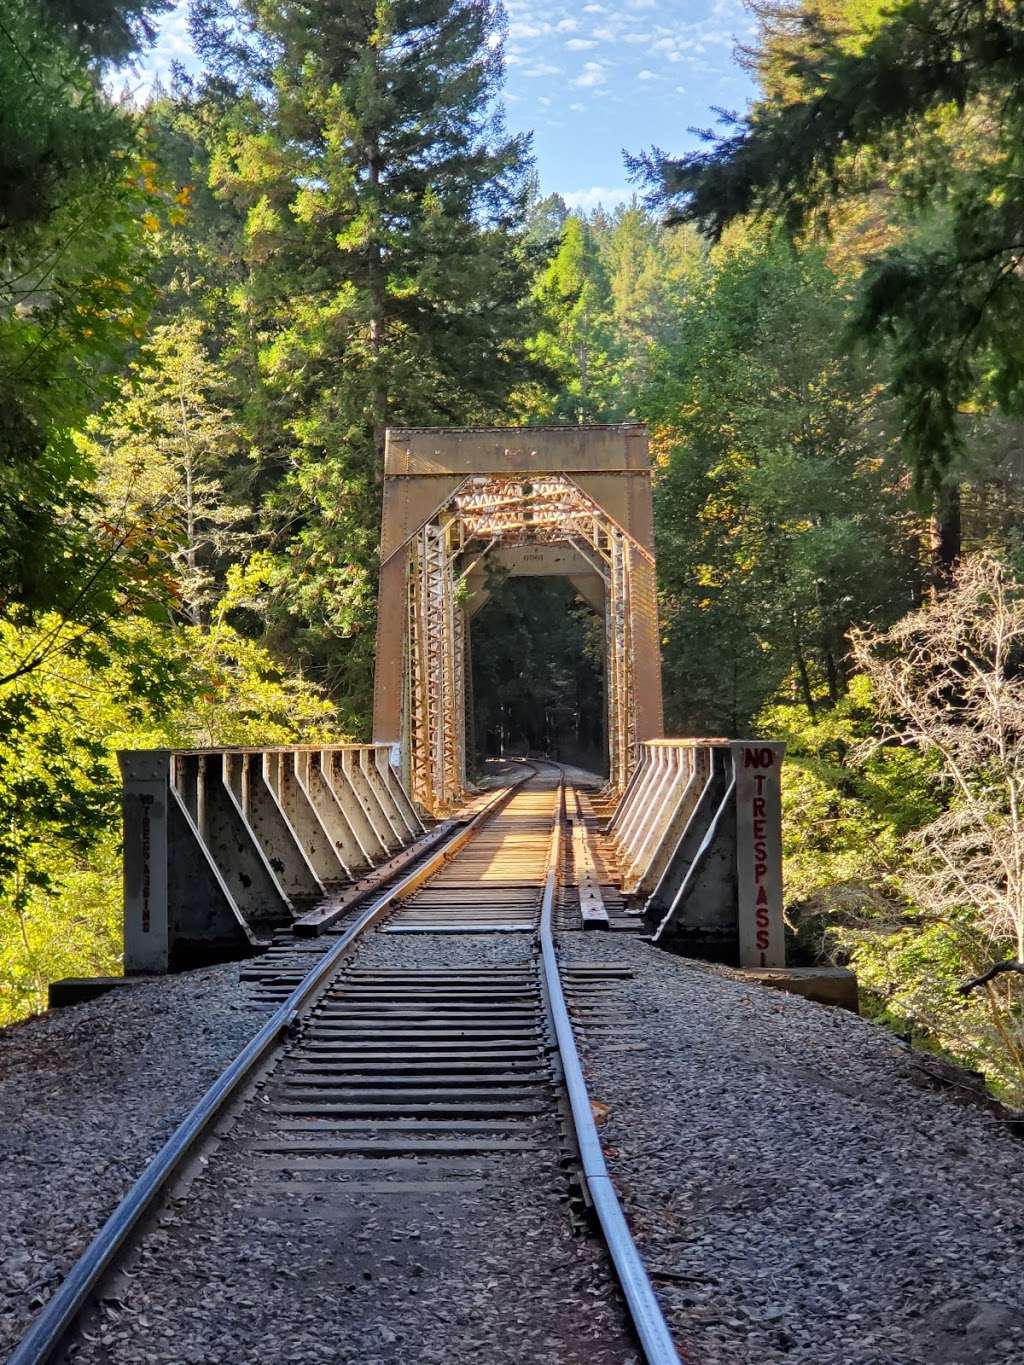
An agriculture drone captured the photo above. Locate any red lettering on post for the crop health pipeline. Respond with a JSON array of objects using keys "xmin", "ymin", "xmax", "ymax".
[{"xmin": 140, "ymin": 794, "xmax": 153, "ymax": 934}]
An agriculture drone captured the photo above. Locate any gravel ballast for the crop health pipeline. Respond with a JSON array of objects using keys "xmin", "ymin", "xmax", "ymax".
[
  {"xmin": 0, "ymin": 966, "xmax": 267, "ymax": 1357},
  {"xmin": 4, "ymin": 921, "xmax": 1023, "ymax": 1364},
  {"xmin": 559, "ymin": 932, "xmax": 1024, "ymax": 1365}
]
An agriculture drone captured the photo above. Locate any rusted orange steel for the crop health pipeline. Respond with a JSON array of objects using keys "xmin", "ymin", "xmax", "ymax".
[{"xmin": 372, "ymin": 425, "xmax": 664, "ymax": 813}]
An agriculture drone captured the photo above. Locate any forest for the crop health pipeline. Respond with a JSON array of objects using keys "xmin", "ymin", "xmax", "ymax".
[{"xmin": 4, "ymin": 0, "xmax": 1024, "ymax": 1106}]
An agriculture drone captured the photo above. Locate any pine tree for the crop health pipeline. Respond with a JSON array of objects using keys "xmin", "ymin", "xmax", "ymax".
[
  {"xmin": 188, "ymin": 0, "xmax": 543, "ymax": 714},
  {"xmin": 81, "ymin": 320, "xmax": 249, "ymax": 627},
  {"xmin": 528, "ymin": 215, "xmax": 621, "ymax": 422},
  {"xmin": 600, "ymin": 204, "xmax": 701, "ymax": 398}
]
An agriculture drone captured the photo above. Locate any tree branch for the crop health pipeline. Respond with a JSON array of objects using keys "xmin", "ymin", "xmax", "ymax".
[{"xmin": 957, "ymin": 960, "xmax": 1024, "ymax": 996}]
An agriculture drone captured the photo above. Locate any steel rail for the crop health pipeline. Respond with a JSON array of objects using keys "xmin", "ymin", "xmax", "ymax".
[
  {"xmin": 6, "ymin": 772, "xmax": 532, "ymax": 1365},
  {"xmin": 538, "ymin": 775, "xmax": 684, "ymax": 1365}
]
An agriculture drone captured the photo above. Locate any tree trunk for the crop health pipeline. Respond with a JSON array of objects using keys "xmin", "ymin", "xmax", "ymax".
[
  {"xmin": 823, "ymin": 647, "xmax": 842, "ymax": 706},
  {"xmin": 367, "ymin": 99, "xmax": 388, "ymax": 477},
  {"xmin": 790, "ymin": 615, "xmax": 816, "ymax": 718},
  {"xmin": 930, "ymin": 480, "xmax": 961, "ymax": 587}
]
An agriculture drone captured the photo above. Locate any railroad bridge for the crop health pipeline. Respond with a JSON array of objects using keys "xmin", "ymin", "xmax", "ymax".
[
  {"xmin": 118, "ymin": 424, "xmax": 792, "ymax": 982},
  {"xmin": 6, "ymin": 425, "xmax": 879, "ymax": 1365},
  {"xmin": 372, "ymin": 424, "xmax": 664, "ymax": 809}
]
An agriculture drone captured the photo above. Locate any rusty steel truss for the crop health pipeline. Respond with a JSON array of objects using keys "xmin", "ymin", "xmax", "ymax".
[{"xmin": 373, "ymin": 425, "xmax": 664, "ymax": 813}]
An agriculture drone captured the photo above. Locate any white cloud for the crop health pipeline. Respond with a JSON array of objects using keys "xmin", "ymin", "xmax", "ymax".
[
  {"xmin": 566, "ymin": 37, "xmax": 597, "ymax": 48},
  {"xmin": 649, "ymin": 35, "xmax": 675, "ymax": 51},
  {"xmin": 569, "ymin": 102, "xmax": 585, "ymax": 111},
  {"xmin": 510, "ymin": 20, "xmax": 546, "ymax": 38},
  {"xmin": 556, "ymin": 17, "xmax": 578, "ymax": 31},
  {"xmin": 582, "ymin": 3, "xmax": 606, "ymax": 10},
  {"xmin": 637, "ymin": 68, "xmax": 663, "ymax": 80},
  {"xmin": 523, "ymin": 61, "xmax": 562, "ymax": 76},
  {"xmin": 623, "ymin": 31, "xmax": 650, "ymax": 43},
  {"xmin": 572, "ymin": 61, "xmax": 606, "ymax": 88},
  {"xmin": 563, "ymin": 186, "xmax": 631, "ymax": 211},
  {"xmin": 592, "ymin": 24, "xmax": 618, "ymax": 39},
  {"xmin": 628, "ymin": 0, "xmax": 657, "ymax": 8},
  {"xmin": 137, "ymin": 2, "xmax": 197, "ymax": 79}
]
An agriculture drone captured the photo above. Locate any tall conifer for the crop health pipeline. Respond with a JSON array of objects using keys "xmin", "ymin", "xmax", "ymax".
[{"xmin": 190, "ymin": 0, "xmax": 541, "ymax": 714}]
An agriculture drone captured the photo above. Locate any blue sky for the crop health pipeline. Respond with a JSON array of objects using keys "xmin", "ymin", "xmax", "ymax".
[{"xmin": 139, "ymin": 0, "xmax": 757, "ymax": 211}]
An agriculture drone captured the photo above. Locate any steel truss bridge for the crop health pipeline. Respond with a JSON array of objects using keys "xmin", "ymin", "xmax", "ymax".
[{"xmin": 372, "ymin": 424, "xmax": 664, "ymax": 813}]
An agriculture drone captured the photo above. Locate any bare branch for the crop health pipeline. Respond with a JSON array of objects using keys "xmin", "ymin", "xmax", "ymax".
[{"xmin": 958, "ymin": 961, "xmax": 1024, "ymax": 996}]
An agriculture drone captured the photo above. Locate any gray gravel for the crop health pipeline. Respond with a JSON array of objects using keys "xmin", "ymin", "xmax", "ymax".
[
  {"xmin": 6, "ymin": 915, "xmax": 1021, "ymax": 1364},
  {"xmin": 0, "ymin": 966, "xmax": 267, "ymax": 1357},
  {"xmin": 559, "ymin": 933, "xmax": 1024, "ymax": 1365}
]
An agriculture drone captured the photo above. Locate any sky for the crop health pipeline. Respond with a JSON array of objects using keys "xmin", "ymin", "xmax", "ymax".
[{"xmin": 139, "ymin": 0, "xmax": 758, "ymax": 212}]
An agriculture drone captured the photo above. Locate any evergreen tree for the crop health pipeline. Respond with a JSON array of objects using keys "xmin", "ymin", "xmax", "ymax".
[
  {"xmin": 188, "ymin": 0, "xmax": 543, "ymax": 716},
  {"xmin": 646, "ymin": 230, "xmax": 915, "ymax": 733},
  {"xmin": 600, "ymin": 204, "xmax": 701, "ymax": 400},
  {"xmin": 527, "ymin": 215, "xmax": 621, "ymax": 422},
  {"xmin": 81, "ymin": 320, "xmax": 249, "ymax": 626},
  {"xmin": 525, "ymin": 189, "xmax": 569, "ymax": 248},
  {"xmin": 635, "ymin": 0, "xmax": 1024, "ymax": 517}
]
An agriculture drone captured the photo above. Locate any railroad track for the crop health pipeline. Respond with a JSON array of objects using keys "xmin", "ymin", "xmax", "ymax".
[{"xmin": 8, "ymin": 765, "xmax": 680, "ymax": 1365}]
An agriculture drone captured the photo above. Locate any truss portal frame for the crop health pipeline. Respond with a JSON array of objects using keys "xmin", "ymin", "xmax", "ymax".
[{"xmin": 374, "ymin": 427, "xmax": 663, "ymax": 815}]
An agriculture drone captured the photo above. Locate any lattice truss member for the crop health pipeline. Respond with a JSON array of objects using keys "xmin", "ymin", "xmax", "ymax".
[{"xmin": 403, "ymin": 474, "xmax": 654, "ymax": 812}]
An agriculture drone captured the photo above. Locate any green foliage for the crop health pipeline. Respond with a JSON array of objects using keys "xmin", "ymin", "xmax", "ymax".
[
  {"xmin": 763, "ymin": 675, "xmax": 939, "ymax": 945},
  {"xmin": 0, "ymin": 0, "xmax": 171, "ymax": 635},
  {"xmin": 762, "ymin": 669, "xmax": 1024, "ymax": 1101},
  {"xmin": 518, "ymin": 202, "xmax": 702, "ymax": 422},
  {"xmin": 647, "ymin": 229, "xmax": 914, "ymax": 733},
  {"xmin": 0, "ymin": 614, "xmax": 341, "ymax": 1024},
  {"xmin": 638, "ymin": 0, "xmax": 1024, "ymax": 494},
  {"xmin": 526, "ymin": 216, "xmax": 622, "ymax": 422},
  {"xmin": 178, "ymin": 0, "xmax": 545, "ymax": 717},
  {"xmin": 44, "ymin": 0, "xmax": 173, "ymax": 64},
  {"xmin": 80, "ymin": 318, "xmax": 249, "ymax": 626}
]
